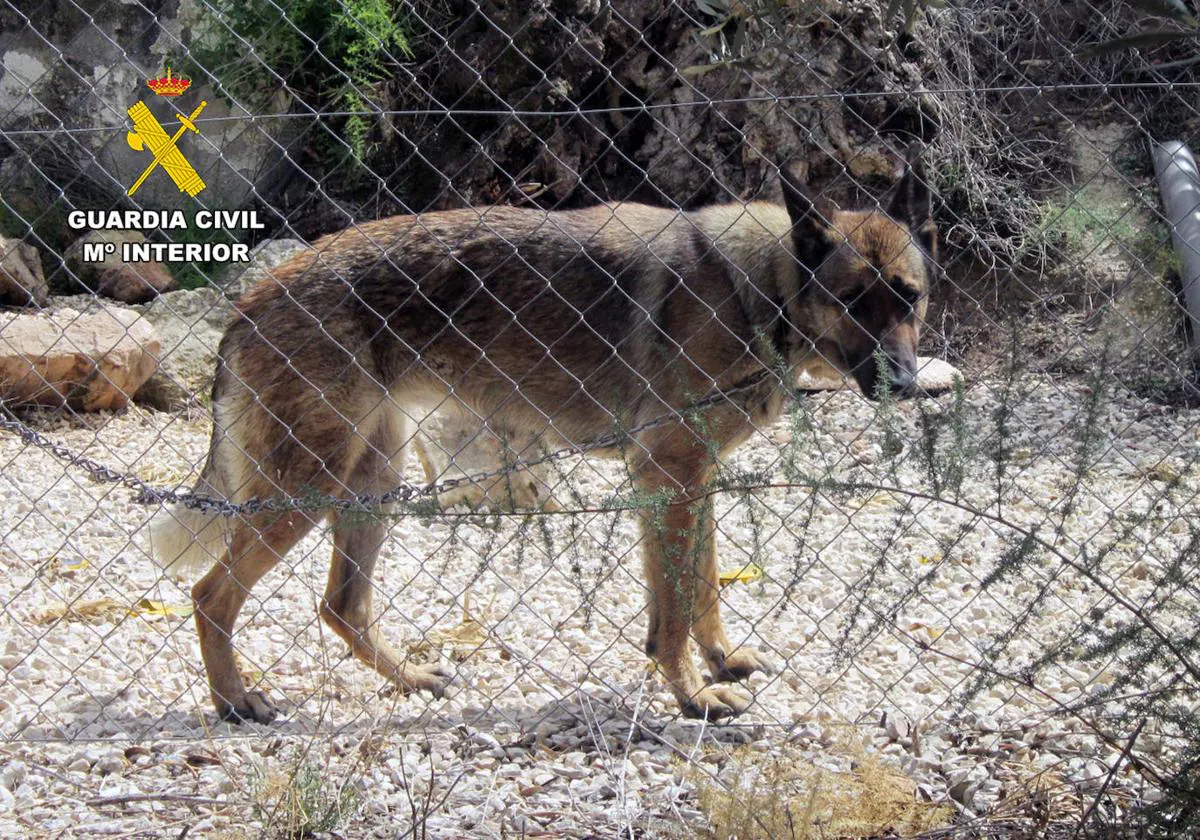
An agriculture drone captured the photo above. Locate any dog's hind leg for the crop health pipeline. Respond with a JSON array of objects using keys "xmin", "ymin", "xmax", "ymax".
[
  {"xmin": 320, "ymin": 512, "xmax": 456, "ymax": 698},
  {"xmin": 193, "ymin": 511, "xmax": 315, "ymax": 723},
  {"xmin": 687, "ymin": 495, "xmax": 775, "ymax": 684},
  {"xmin": 319, "ymin": 409, "xmax": 455, "ymax": 698}
]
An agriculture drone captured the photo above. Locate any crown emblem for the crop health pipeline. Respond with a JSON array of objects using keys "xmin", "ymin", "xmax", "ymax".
[{"xmin": 146, "ymin": 67, "xmax": 191, "ymax": 98}]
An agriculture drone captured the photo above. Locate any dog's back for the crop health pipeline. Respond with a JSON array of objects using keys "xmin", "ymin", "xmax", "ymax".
[{"xmin": 225, "ymin": 203, "xmax": 792, "ymax": 446}]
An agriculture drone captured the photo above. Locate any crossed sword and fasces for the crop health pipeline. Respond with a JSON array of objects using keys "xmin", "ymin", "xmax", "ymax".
[{"xmin": 126, "ymin": 100, "xmax": 208, "ymax": 197}]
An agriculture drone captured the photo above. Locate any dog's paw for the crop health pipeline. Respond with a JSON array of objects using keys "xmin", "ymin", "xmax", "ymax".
[
  {"xmin": 709, "ymin": 646, "xmax": 775, "ymax": 683},
  {"xmin": 680, "ymin": 684, "xmax": 752, "ymax": 721},
  {"xmin": 403, "ymin": 663, "xmax": 457, "ymax": 699},
  {"xmin": 218, "ymin": 691, "xmax": 278, "ymax": 725}
]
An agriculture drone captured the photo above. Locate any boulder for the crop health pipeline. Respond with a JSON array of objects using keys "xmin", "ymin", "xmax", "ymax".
[
  {"xmin": 132, "ymin": 239, "xmax": 308, "ymax": 409},
  {"xmin": 64, "ymin": 230, "xmax": 177, "ymax": 303},
  {"xmin": 0, "ymin": 235, "xmax": 48, "ymax": 307},
  {"xmin": 131, "ymin": 287, "xmax": 227, "ymax": 410},
  {"xmin": 222, "ymin": 238, "xmax": 308, "ymax": 301},
  {"xmin": 0, "ymin": 304, "xmax": 160, "ymax": 411},
  {"xmin": 93, "ymin": 262, "xmax": 177, "ymax": 304},
  {"xmin": 99, "ymin": 91, "xmax": 297, "ymax": 212},
  {"xmin": 913, "ymin": 357, "xmax": 964, "ymax": 393}
]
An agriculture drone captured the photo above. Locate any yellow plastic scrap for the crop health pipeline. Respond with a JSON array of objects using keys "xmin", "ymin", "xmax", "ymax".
[
  {"xmin": 133, "ymin": 598, "xmax": 194, "ymax": 619},
  {"xmin": 719, "ymin": 562, "xmax": 764, "ymax": 588}
]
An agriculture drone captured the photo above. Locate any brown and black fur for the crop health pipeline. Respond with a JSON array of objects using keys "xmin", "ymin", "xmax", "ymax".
[{"xmin": 151, "ymin": 152, "xmax": 936, "ymax": 723}]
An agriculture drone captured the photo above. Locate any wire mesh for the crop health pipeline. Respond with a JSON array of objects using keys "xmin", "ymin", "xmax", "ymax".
[{"xmin": 1, "ymin": 0, "xmax": 1199, "ymax": 836}]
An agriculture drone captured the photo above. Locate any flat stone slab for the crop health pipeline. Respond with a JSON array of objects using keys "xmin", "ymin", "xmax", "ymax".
[{"xmin": 795, "ymin": 356, "xmax": 963, "ymax": 394}]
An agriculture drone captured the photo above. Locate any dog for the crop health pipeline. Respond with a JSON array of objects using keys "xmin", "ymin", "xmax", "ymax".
[{"xmin": 150, "ymin": 150, "xmax": 936, "ymax": 723}]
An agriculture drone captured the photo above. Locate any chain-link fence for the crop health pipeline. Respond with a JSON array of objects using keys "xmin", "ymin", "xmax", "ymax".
[{"xmin": 2, "ymin": 0, "xmax": 1200, "ymax": 836}]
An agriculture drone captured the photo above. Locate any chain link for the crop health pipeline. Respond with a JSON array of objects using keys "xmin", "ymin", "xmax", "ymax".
[{"xmin": 0, "ymin": 371, "xmax": 779, "ymax": 516}]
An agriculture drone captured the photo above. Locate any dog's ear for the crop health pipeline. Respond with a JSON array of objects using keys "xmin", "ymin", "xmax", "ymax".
[
  {"xmin": 886, "ymin": 144, "xmax": 937, "ymax": 261},
  {"xmin": 779, "ymin": 164, "xmax": 837, "ymax": 267}
]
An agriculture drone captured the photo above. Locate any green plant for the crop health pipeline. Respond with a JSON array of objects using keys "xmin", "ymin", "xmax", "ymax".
[
  {"xmin": 1023, "ymin": 184, "xmax": 1179, "ymax": 283},
  {"xmin": 184, "ymin": 0, "xmax": 414, "ymax": 170}
]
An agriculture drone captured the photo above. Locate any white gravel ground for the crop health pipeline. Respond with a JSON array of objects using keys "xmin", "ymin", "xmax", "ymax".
[{"xmin": 1, "ymin": 374, "xmax": 1197, "ymax": 837}]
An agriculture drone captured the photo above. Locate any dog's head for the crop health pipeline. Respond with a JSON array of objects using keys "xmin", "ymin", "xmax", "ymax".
[{"xmin": 781, "ymin": 149, "xmax": 936, "ymax": 399}]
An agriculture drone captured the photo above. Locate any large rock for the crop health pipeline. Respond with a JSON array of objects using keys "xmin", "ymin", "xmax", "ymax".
[
  {"xmin": 131, "ymin": 286, "xmax": 229, "ymax": 410},
  {"xmin": 64, "ymin": 230, "xmax": 177, "ymax": 303},
  {"xmin": 221, "ymin": 238, "xmax": 309, "ymax": 301},
  {"xmin": 1, "ymin": 8, "xmax": 295, "ymax": 212},
  {"xmin": 0, "ymin": 235, "xmax": 48, "ymax": 307},
  {"xmin": 97, "ymin": 90, "xmax": 296, "ymax": 212},
  {"xmin": 0, "ymin": 304, "xmax": 160, "ymax": 411},
  {"xmin": 133, "ymin": 239, "xmax": 308, "ymax": 409}
]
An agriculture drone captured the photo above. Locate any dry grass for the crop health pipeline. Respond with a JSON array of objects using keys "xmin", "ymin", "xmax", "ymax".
[
  {"xmin": 30, "ymin": 596, "xmax": 191, "ymax": 625},
  {"xmin": 250, "ymin": 759, "xmax": 360, "ymax": 839},
  {"xmin": 31, "ymin": 597, "xmax": 127, "ymax": 625},
  {"xmin": 691, "ymin": 738, "xmax": 953, "ymax": 839},
  {"xmin": 404, "ymin": 591, "xmax": 500, "ymax": 663}
]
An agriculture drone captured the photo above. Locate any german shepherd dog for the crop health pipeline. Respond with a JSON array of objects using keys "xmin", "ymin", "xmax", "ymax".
[{"xmin": 151, "ymin": 151, "xmax": 936, "ymax": 723}]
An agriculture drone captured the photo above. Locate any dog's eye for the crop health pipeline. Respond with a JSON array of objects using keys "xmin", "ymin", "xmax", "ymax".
[
  {"xmin": 838, "ymin": 289, "xmax": 864, "ymax": 310},
  {"xmin": 892, "ymin": 282, "xmax": 923, "ymax": 306}
]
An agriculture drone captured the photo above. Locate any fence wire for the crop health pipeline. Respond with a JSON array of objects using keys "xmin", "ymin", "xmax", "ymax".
[{"xmin": 2, "ymin": 0, "xmax": 1200, "ymax": 837}]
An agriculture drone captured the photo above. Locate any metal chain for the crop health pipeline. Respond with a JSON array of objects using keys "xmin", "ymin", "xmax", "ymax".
[{"xmin": 0, "ymin": 371, "xmax": 780, "ymax": 517}]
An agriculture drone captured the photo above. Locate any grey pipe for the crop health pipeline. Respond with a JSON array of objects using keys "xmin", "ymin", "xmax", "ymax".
[{"xmin": 1152, "ymin": 140, "xmax": 1200, "ymax": 351}]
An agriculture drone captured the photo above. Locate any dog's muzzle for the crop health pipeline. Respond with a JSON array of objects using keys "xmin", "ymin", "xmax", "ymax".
[{"xmin": 853, "ymin": 353, "xmax": 917, "ymax": 400}]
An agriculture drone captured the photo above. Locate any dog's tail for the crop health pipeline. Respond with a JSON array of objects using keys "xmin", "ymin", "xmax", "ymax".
[
  {"xmin": 149, "ymin": 492, "xmax": 228, "ymax": 579},
  {"xmin": 149, "ymin": 371, "xmax": 245, "ymax": 579}
]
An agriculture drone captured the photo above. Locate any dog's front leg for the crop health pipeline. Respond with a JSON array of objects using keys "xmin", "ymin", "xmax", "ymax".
[
  {"xmin": 687, "ymin": 494, "xmax": 776, "ymax": 683},
  {"xmin": 637, "ymin": 489, "xmax": 752, "ymax": 721}
]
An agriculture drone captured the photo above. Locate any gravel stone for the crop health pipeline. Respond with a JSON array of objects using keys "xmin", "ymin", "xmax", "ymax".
[{"xmin": 0, "ymin": 376, "xmax": 1193, "ymax": 834}]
